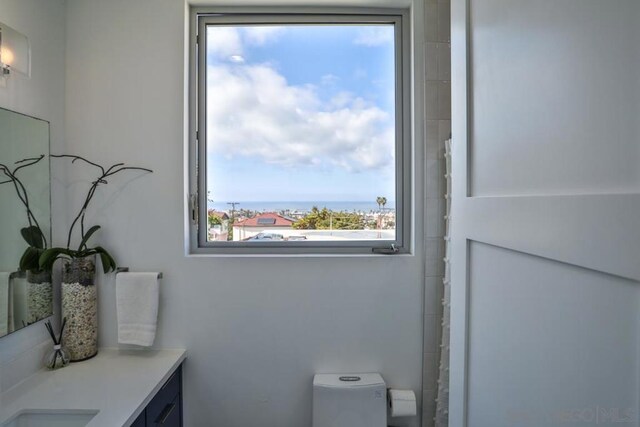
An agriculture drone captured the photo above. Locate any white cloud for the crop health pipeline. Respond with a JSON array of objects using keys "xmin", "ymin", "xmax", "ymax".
[
  {"xmin": 330, "ymin": 91, "xmax": 355, "ymax": 108},
  {"xmin": 354, "ymin": 26, "xmax": 394, "ymax": 47},
  {"xmin": 241, "ymin": 26, "xmax": 285, "ymax": 45},
  {"xmin": 207, "ymin": 27, "xmax": 244, "ymax": 59},
  {"xmin": 320, "ymin": 74, "xmax": 340, "ymax": 85},
  {"xmin": 207, "ymin": 63, "xmax": 394, "ymax": 173},
  {"xmin": 207, "ymin": 27, "xmax": 286, "ymax": 63}
]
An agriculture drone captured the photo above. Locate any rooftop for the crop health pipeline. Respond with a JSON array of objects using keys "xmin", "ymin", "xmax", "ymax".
[{"xmin": 233, "ymin": 212, "xmax": 295, "ymax": 228}]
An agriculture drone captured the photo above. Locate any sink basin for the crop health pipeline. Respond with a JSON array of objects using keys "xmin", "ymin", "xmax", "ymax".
[{"xmin": 1, "ymin": 410, "xmax": 98, "ymax": 427}]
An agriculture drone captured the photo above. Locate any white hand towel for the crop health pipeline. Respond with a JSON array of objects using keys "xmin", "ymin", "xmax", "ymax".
[
  {"xmin": 116, "ymin": 272, "xmax": 160, "ymax": 347},
  {"xmin": 0, "ymin": 272, "xmax": 10, "ymax": 336}
]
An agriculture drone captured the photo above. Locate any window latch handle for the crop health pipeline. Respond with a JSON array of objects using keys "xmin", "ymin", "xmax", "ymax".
[
  {"xmin": 189, "ymin": 193, "xmax": 198, "ymax": 225},
  {"xmin": 372, "ymin": 244, "xmax": 400, "ymax": 255}
]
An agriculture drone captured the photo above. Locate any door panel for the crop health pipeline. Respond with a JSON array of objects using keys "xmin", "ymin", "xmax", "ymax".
[
  {"xmin": 467, "ymin": 243, "xmax": 639, "ymax": 427},
  {"xmin": 469, "ymin": 0, "xmax": 640, "ymax": 197},
  {"xmin": 450, "ymin": 0, "xmax": 640, "ymax": 426}
]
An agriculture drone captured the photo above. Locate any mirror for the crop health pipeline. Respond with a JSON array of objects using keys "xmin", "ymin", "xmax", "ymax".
[{"xmin": 0, "ymin": 107, "xmax": 51, "ymax": 338}]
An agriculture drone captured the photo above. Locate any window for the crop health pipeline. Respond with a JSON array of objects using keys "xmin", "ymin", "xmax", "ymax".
[{"xmin": 189, "ymin": 8, "xmax": 411, "ymax": 254}]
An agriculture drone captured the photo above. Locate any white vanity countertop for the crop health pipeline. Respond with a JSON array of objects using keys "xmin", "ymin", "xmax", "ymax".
[{"xmin": 0, "ymin": 348, "xmax": 186, "ymax": 427}]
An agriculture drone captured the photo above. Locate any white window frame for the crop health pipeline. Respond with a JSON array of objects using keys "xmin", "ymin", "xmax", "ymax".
[{"xmin": 188, "ymin": 7, "xmax": 412, "ymax": 255}]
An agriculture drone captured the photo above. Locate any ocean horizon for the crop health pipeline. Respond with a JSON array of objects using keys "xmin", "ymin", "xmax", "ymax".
[{"xmin": 208, "ymin": 201, "xmax": 396, "ymax": 213}]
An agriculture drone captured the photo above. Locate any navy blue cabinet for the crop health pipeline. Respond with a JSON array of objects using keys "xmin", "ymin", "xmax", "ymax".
[
  {"xmin": 131, "ymin": 410, "xmax": 146, "ymax": 427},
  {"xmin": 131, "ymin": 365, "xmax": 182, "ymax": 427}
]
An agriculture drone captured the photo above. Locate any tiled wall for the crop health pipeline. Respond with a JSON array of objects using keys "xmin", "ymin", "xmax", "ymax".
[{"xmin": 422, "ymin": 0, "xmax": 451, "ymax": 425}]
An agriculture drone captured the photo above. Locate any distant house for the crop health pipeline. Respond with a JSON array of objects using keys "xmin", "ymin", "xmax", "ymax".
[
  {"xmin": 208, "ymin": 210, "xmax": 229, "ymax": 221},
  {"xmin": 208, "ymin": 209, "xmax": 230, "ymax": 241},
  {"xmin": 232, "ymin": 212, "xmax": 295, "ymax": 241}
]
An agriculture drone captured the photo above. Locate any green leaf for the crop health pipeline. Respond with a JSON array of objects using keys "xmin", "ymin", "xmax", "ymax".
[
  {"xmin": 39, "ymin": 247, "xmax": 74, "ymax": 272},
  {"xmin": 19, "ymin": 247, "xmax": 43, "ymax": 272},
  {"xmin": 78, "ymin": 225, "xmax": 101, "ymax": 251},
  {"xmin": 20, "ymin": 226, "xmax": 44, "ymax": 249},
  {"xmin": 94, "ymin": 246, "xmax": 117, "ymax": 274}
]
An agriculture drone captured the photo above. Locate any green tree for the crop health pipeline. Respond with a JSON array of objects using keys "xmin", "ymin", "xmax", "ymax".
[
  {"xmin": 293, "ymin": 206, "xmax": 325, "ymax": 230},
  {"xmin": 208, "ymin": 211, "xmax": 222, "ymax": 228},
  {"xmin": 293, "ymin": 207, "xmax": 364, "ymax": 230},
  {"xmin": 376, "ymin": 196, "xmax": 387, "ymax": 210}
]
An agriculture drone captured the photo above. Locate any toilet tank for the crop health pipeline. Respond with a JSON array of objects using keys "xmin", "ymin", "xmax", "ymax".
[{"xmin": 312, "ymin": 373, "xmax": 386, "ymax": 427}]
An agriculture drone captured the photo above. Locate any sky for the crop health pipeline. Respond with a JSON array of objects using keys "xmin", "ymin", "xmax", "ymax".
[{"xmin": 206, "ymin": 24, "xmax": 396, "ymax": 203}]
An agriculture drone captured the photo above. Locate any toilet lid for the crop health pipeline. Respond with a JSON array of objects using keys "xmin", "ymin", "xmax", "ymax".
[{"xmin": 313, "ymin": 373, "xmax": 385, "ymax": 388}]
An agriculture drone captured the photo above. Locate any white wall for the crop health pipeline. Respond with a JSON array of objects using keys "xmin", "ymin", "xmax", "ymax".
[
  {"xmin": 64, "ymin": 1, "xmax": 425, "ymax": 426},
  {"xmin": 0, "ymin": 0, "xmax": 66, "ymax": 392}
]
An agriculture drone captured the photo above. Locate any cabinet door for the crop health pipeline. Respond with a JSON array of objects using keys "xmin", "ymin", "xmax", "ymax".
[
  {"xmin": 150, "ymin": 395, "xmax": 181, "ymax": 427},
  {"xmin": 130, "ymin": 410, "xmax": 145, "ymax": 427},
  {"xmin": 147, "ymin": 367, "xmax": 181, "ymax": 422}
]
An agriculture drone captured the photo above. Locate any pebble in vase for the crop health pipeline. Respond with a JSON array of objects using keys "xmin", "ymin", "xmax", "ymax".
[
  {"xmin": 26, "ymin": 270, "xmax": 53, "ymax": 324},
  {"xmin": 62, "ymin": 257, "xmax": 98, "ymax": 361}
]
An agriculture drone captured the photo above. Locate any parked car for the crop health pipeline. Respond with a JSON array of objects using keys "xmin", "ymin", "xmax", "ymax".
[
  {"xmin": 245, "ymin": 233, "xmax": 284, "ymax": 241},
  {"xmin": 287, "ymin": 235, "xmax": 308, "ymax": 241}
]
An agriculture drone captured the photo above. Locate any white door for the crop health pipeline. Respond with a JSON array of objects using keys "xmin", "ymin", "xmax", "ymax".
[{"xmin": 449, "ymin": 1, "xmax": 640, "ymax": 426}]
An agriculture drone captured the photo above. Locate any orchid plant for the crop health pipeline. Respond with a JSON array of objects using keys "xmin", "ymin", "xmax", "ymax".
[{"xmin": 39, "ymin": 155, "xmax": 152, "ymax": 274}]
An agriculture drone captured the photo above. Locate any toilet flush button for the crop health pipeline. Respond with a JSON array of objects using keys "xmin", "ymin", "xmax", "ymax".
[{"xmin": 339, "ymin": 376, "xmax": 361, "ymax": 382}]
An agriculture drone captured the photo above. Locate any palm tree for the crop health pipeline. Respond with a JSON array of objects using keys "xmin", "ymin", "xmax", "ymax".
[
  {"xmin": 375, "ymin": 196, "xmax": 388, "ymax": 238},
  {"xmin": 376, "ymin": 196, "xmax": 387, "ymax": 211}
]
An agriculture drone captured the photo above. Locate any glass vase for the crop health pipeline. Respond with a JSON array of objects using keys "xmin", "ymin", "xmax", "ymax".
[
  {"xmin": 61, "ymin": 257, "xmax": 98, "ymax": 361},
  {"xmin": 44, "ymin": 344, "xmax": 71, "ymax": 370}
]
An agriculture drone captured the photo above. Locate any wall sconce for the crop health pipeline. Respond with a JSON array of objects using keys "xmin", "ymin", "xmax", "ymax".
[{"xmin": 0, "ymin": 22, "xmax": 30, "ymax": 85}]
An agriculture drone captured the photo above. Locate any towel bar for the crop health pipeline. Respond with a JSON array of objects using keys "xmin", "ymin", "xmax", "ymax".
[{"xmin": 115, "ymin": 267, "xmax": 163, "ymax": 279}]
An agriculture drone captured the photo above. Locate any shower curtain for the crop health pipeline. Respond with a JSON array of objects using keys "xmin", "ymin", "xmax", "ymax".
[{"xmin": 434, "ymin": 139, "xmax": 452, "ymax": 427}]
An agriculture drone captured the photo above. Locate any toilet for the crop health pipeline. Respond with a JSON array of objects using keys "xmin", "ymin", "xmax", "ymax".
[{"xmin": 312, "ymin": 373, "xmax": 387, "ymax": 427}]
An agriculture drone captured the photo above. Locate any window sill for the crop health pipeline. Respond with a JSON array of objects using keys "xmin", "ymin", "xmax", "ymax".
[{"xmin": 184, "ymin": 251, "xmax": 415, "ymax": 259}]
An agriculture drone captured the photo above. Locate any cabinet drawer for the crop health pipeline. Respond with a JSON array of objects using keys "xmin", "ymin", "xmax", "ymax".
[
  {"xmin": 147, "ymin": 366, "xmax": 181, "ymax": 423},
  {"xmin": 149, "ymin": 394, "xmax": 181, "ymax": 427}
]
